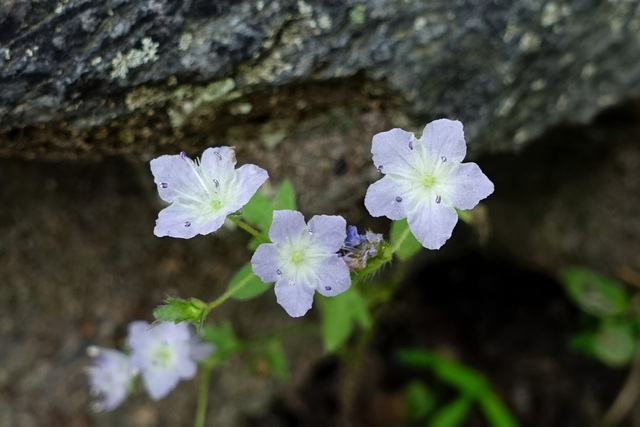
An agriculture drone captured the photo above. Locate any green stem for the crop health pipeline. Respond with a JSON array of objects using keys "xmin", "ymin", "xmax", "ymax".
[
  {"xmin": 204, "ymin": 271, "xmax": 255, "ymax": 316},
  {"xmin": 194, "ymin": 362, "xmax": 213, "ymax": 427},
  {"xmin": 229, "ymin": 215, "xmax": 269, "ymax": 243},
  {"xmin": 390, "ymin": 224, "xmax": 412, "ymax": 254}
]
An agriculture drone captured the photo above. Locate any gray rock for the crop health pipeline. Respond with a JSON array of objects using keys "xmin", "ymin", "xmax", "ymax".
[{"xmin": 1, "ymin": 0, "xmax": 639, "ymax": 158}]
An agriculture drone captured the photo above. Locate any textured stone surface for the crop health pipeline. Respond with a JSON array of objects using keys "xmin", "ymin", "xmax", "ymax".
[{"xmin": 1, "ymin": 0, "xmax": 640, "ymax": 159}]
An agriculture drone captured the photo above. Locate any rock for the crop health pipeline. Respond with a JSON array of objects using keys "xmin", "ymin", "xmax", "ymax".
[{"xmin": 1, "ymin": 0, "xmax": 640, "ymax": 159}]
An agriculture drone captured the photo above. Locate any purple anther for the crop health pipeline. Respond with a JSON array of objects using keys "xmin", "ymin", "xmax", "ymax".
[
  {"xmin": 276, "ymin": 269, "xmax": 282, "ymax": 275},
  {"xmin": 435, "ymin": 195, "xmax": 442, "ymax": 204},
  {"xmin": 213, "ymin": 179, "xmax": 219, "ymax": 188},
  {"xmin": 214, "ymin": 151, "xmax": 222, "ymax": 160},
  {"xmin": 395, "ymin": 196, "xmax": 403, "ymax": 203},
  {"xmin": 325, "ymin": 286, "xmax": 332, "ymax": 291},
  {"xmin": 185, "ymin": 221, "xmax": 191, "ymax": 227},
  {"xmin": 180, "ymin": 151, "xmax": 186, "ymax": 159},
  {"xmin": 161, "ymin": 182, "xmax": 168, "ymax": 189},
  {"xmin": 377, "ymin": 165, "xmax": 383, "ymax": 172},
  {"xmin": 409, "ymin": 141, "xmax": 414, "ymax": 150},
  {"xmin": 337, "ymin": 253, "xmax": 344, "ymax": 258},
  {"xmin": 441, "ymin": 156, "xmax": 447, "ymax": 162}
]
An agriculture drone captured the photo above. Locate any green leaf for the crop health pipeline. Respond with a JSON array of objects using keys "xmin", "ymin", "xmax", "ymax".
[
  {"xmin": 319, "ymin": 286, "xmax": 372, "ymax": 352},
  {"xmin": 265, "ymin": 339, "xmax": 290, "ymax": 379},
  {"xmin": 404, "ymin": 380, "xmax": 436, "ymax": 420},
  {"xmin": 153, "ymin": 297, "xmax": 207, "ymax": 326},
  {"xmin": 398, "ymin": 349, "xmax": 488, "ymax": 396},
  {"xmin": 202, "ymin": 322, "xmax": 241, "ymax": 361},
  {"xmin": 592, "ymin": 321, "xmax": 636, "ymax": 367},
  {"xmin": 242, "ymin": 192, "xmax": 273, "ymax": 232},
  {"xmin": 428, "ymin": 395, "xmax": 473, "ymax": 427},
  {"xmin": 561, "ymin": 267, "xmax": 630, "ymax": 317},
  {"xmin": 228, "ymin": 263, "xmax": 272, "ymax": 300},
  {"xmin": 478, "ymin": 393, "xmax": 519, "ymax": 427},
  {"xmin": 275, "ymin": 179, "xmax": 297, "ymax": 210},
  {"xmin": 390, "ymin": 219, "xmax": 422, "ymax": 261}
]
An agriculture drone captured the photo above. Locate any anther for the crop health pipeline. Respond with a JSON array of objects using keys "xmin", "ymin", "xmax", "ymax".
[
  {"xmin": 325, "ymin": 286, "xmax": 332, "ymax": 291},
  {"xmin": 308, "ymin": 230, "xmax": 314, "ymax": 235},
  {"xmin": 377, "ymin": 165, "xmax": 383, "ymax": 172},
  {"xmin": 214, "ymin": 151, "xmax": 222, "ymax": 160},
  {"xmin": 276, "ymin": 269, "xmax": 282, "ymax": 275},
  {"xmin": 288, "ymin": 280, "xmax": 295, "ymax": 286},
  {"xmin": 180, "ymin": 151, "xmax": 186, "ymax": 159},
  {"xmin": 213, "ymin": 179, "xmax": 219, "ymax": 188},
  {"xmin": 337, "ymin": 253, "xmax": 344, "ymax": 258},
  {"xmin": 395, "ymin": 196, "xmax": 403, "ymax": 203},
  {"xmin": 161, "ymin": 182, "xmax": 168, "ymax": 189},
  {"xmin": 441, "ymin": 156, "xmax": 447, "ymax": 162},
  {"xmin": 185, "ymin": 221, "xmax": 191, "ymax": 227},
  {"xmin": 435, "ymin": 195, "xmax": 442, "ymax": 204},
  {"xmin": 409, "ymin": 141, "xmax": 414, "ymax": 150}
]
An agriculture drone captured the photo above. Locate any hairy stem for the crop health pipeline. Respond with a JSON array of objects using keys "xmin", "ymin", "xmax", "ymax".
[
  {"xmin": 229, "ymin": 215, "xmax": 269, "ymax": 243},
  {"xmin": 194, "ymin": 362, "xmax": 213, "ymax": 427}
]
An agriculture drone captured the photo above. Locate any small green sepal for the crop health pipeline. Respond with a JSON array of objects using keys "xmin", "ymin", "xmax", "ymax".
[{"xmin": 153, "ymin": 297, "xmax": 208, "ymax": 326}]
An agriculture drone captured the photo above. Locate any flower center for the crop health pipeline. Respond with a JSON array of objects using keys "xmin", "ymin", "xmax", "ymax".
[
  {"xmin": 210, "ymin": 199, "xmax": 222, "ymax": 210},
  {"xmin": 151, "ymin": 345, "xmax": 174, "ymax": 369},
  {"xmin": 290, "ymin": 250, "xmax": 305, "ymax": 264},
  {"xmin": 421, "ymin": 175, "xmax": 436, "ymax": 188}
]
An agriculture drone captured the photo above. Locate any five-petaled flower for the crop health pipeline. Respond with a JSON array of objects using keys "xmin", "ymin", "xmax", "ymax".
[
  {"xmin": 364, "ymin": 119, "xmax": 494, "ymax": 249},
  {"xmin": 127, "ymin": 321, "xmax": 214, "ymax": 401},
  {"xmin": 251, "ymin": 210, "xmax": 351, "ymax": 317},
  {"xmin": 151, "ymin": 147, "xmax": 268, "ymax": 238},
  {"xmin": 86, "ymin": 347, "xmax": 136, "ymax": 412}
]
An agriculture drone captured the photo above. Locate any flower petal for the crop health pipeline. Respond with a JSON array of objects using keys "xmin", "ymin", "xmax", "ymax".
[
  {"xmin": 419, "ymin": 119, "xmax": 466, "ymax": 163},
  {"xmin": 407, "ymin": 198, "xmax": 458, "ymax": 250},
  {"xmin": 274, "ymin": 278, "xmax": 315, "ymax": 317},
  {"xmin": 174, "ymin": 348, "xmax": 197, "ymax": 379},
  {"xmin": 444, "ymin": 162, "xmax": 494, "ymax": 210},
  {"xmin": 371, "ymin": 128, "xmax": 418, "ymax": 174},
  {"xmin": 251, "ymin": 243, "xmax": 282, "ymax": 283},
  {"xmin": 150, "ymin": 154, "xmax": 208, "ymax": 203},
  {"xmin": 200, "ymin": 146, "xmax": 237, "ymax": 184},
  {"xmin": 229, "ymin": 164, "xmax": 269, "ymax": 210},
  {"xmin": 307, "ymin": 215, "xmax": 347, "ymax": 252},
  {"xmin": 364, "ymin": 175, "xmax": 408, "ymax": 220},
  {"xmin": 314, "ymin": 255, "xmax": 351, "ymax": 297},
  {"xmin": 154, "ymin": 203, "xmax": 226, "ymax": 238},
  {"xmin": 142, "ymin": 369, "xmax": 180, "ymax": 401},
  {"xmin": 269, "ymin": 210, "xmax": 307, "ymax": 244}
]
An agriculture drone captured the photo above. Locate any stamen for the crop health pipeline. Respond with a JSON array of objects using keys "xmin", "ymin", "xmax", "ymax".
[
  {"xmin": 214, "ymin": 151, "xmax": 222, "ymax": 160},
  {"xmin": 180, "ymin": 151, "xmax": 186, "ymax": 159},
  {"xmin": 395, "ymin": 196, "xmax": 403, "ymax": 203},
  {"xmin": 213, "ymin": 179, "xmax": 219, "ymax": 188},
  {"xmin": 435, "ymin": 195, "xmax": 441, "ymax": 204},
  {"xmin": 276, "ymin": 269, "xmax": 282, "ymax": 275},
  {"xmin": 185, "ymin": 221, "xmax": 191, "ymax": 227},
  {"xmin": 377, "ymin": 165, "xmax": 383, "ymax": 172},
  {"xmin": 325, "ymin": 286, "xmax": 332, "ymax": 291},
  {"xmin": 337, "ymin": 253, "xmax": 344, "ymax": 258},
  {"xmin": 160, "ymin": 182, "xmax": 168, "ymax": 189},
  {"xmin": 308, "ymin": 230, "xmax": 314, "ymax": 235},
  {"xmin": 409, "ymin": 141, "xmax": 413, "ymax": 150},
  {"xmin": 86, "ymin": 346, "xmax": 100, "ymax": 357},
  {"xmin": 441, "ymin": 156, "xmax": 447, "ymax": 162},
  {"xmin": 288, "ymin": 280, "xmax": 295, "ymax": 286}
]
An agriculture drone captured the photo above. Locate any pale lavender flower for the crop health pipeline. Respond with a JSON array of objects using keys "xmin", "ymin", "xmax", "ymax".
[
  {"xmin": 127, "ymin": 321, "xmax": 214, "ymax": 400},
  {"xmin": 86, "ymin": 346, "xmax": 136, "ymax": 412},
  {"xmin": 251, "ymin": 210, "xmax": 351, "ymax": 317},
  {"xmin": 151, "ymin": 146, "xmax": 268, "ymax": 238},
  {"xmin": 364, "ymin": 119, "xmax": 494, "ymax": 249}
]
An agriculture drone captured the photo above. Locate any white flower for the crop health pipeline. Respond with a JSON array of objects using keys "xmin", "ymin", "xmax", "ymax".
[
  {"xmin": 86, "ymin": 347, "xmax": 135, "ymax": 411},
  {"xmin": 150, "ymin": 147, "xmax": 268, "ymax": 238},
  {"xmin": 251, "ymin": 210, "xmax": 351, "ymax": 317},
  {"xmin": 127, "ymin": 321, "xmax": 214, "ymax": 400},
  {"xmin": 364, "ymin": 119, "xmax": 494, "ymax": 249}
]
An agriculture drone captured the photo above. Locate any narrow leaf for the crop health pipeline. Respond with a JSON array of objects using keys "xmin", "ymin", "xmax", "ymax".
[
  {"xmin": 390, "ymin": 219, "xmax": 422, "ymax": 261},
  {"xmin": 478, "ymin": 393, "xmax": 519, "ymax": 427},
  {"xmin": 228, "ymin": 263, "xmax": 272, "ymax": 300},
  {"xmin": 428, "ymin": 395, "xmax": 473, "ymax": 427}
]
